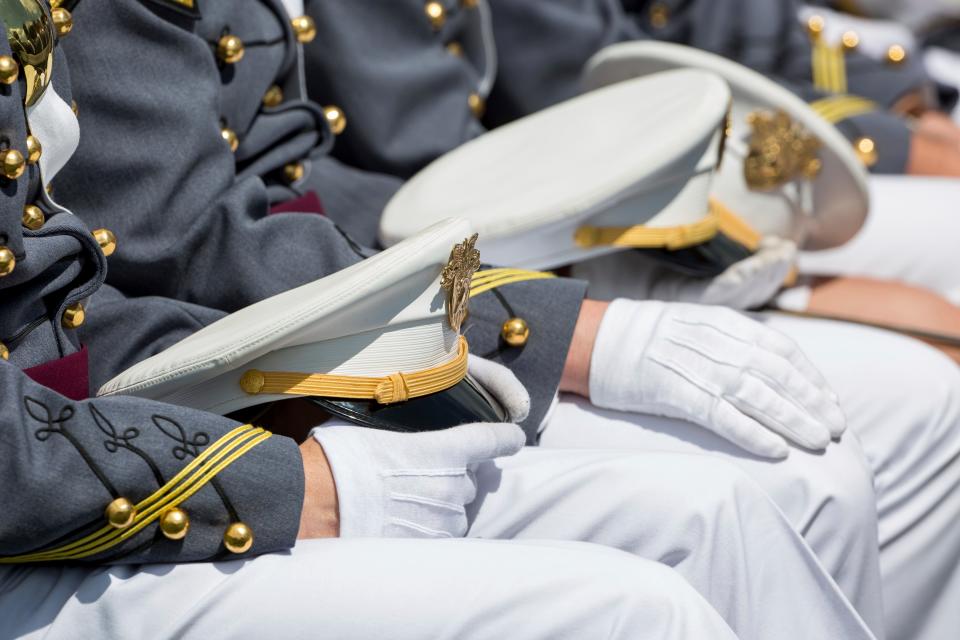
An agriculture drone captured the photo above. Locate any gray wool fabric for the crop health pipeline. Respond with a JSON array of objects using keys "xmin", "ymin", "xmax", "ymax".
[{"xmin": 0, "ymin": 20, "xmax": 303, "ymax": 565}]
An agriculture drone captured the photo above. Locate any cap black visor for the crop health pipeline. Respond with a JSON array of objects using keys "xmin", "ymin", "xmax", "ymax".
[
  {"xmin": 637, "ymin": 231, "xmax": 754, "ymax": 278},
  {"xmin": 308, "ymin": 373, "xmax": 507, "ymax": 432}
]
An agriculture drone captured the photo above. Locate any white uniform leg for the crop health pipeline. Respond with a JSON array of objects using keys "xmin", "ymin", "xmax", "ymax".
[
  {"xmin": 0, "ymin": 539, "xmax": 737, "ymax": 640},
  {"xmin": 798, "ymin": 176, "xmax": 960, "ymax": 306},
  {"xmin": 760, "ymin": 313, "xmax": 960, "ymax": 640},
  {"xmin": 468, "ymin": 448, "xmax": 875, "ymax": 640}
]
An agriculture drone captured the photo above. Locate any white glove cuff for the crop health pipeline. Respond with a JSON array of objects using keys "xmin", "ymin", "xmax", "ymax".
[
  {"xmin": 467, "ymin": 355, "xmax": 531, "ymax": 423},
  {"xmin": 588, "ymin": 299, "xmax": 664, "ymax": 411},
  {"xmin": 310, "ymin": 425, "xmax": 386, "ymax": 538}
]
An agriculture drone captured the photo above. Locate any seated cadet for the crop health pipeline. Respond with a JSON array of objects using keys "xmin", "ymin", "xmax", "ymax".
[
  {"xmin": 47, "ymin": 1, "xmax": 957, "ymax": 637},
  {"xmin": 0, "ymin": 9, "xmax": 870, "ymax": 639},
  {"xmin": 297, "ymin": 4, "xmax": 960, "ymax": 639}
]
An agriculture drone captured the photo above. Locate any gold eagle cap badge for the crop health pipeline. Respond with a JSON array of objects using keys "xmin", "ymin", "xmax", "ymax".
[
  {"xmin": 744, "ymin": 110, "xmax": 822, "ymax": 191},
  {"xmin": 441, "ymin": 233, "xmax": 480, "ymax": 332}
]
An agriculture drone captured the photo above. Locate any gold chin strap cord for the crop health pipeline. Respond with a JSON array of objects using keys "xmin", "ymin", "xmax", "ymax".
[
  {"xmin": 239, "ymin": 336, "xmax": 469, "ymax": 404},
  {"xmin": 573, "ymin": 203, "xmax": 721, "ymax": 250},
  {"xmin": 810, "ymin": 95, "xmax": 877, "ymax": 124}
]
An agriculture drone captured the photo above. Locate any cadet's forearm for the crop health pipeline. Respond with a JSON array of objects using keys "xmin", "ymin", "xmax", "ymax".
[
  {"xmin": 559, "ymin": 299, "xmax": 610, "ymax": 399},
  {"xmin": 298, "ymin": 438, "xmax": 340, "ymax": 539}
]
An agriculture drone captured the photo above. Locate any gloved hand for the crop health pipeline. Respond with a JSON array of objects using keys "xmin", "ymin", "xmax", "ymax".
[
  {"xmin": 572, "ymin": 238, "xmax": 797, "ymax": 310},
  {"xmin": 312, "ymin": 420, "xmax": 525, "ymax": 537},
  {"xmin": 589, "ymin": 299, "xmax": 846, "ymax": 459}
]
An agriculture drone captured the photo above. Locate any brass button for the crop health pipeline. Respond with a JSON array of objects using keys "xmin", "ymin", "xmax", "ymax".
[
  {"xmin": 649, "ymin": 3, "xmax": 669, "ymax": 29},
  {"xmin": 425, "ymin": 1, "xmax": 446, "ymax": 30},
  {"xmin": 283, "ymin": 161, "xmax": 304, "ymax": 183},
  {"xmin": 70, "ymin": 100, "xmax": 78, "ymax": 115},
  {"xmin": 323, "ymin": 104, "xmax": 347, "ymax": 135},
  {"xmin": 446, "ymin": 41, "xmax": 463, "ymax": 57},
  {"xmin": 22, "ymin": 204, "xmax": 44, "ymax": 230},
  {"xmin": 220, "ymin": 126, "xmax": 239, "ymax": 152},
  {"xmin": 0, "ymin": 247, "xmax": 15, "ymax": 277},
  {"xmin": 501, "ymin": 317, "xmax": 530, "ymax": 347},
  {"xmin": 217, "ymin": 34, "xmax": 245, "ymax": 64},
  {"xmin": 92, "ymin": 228, "xmax": 117, "ymax": 257},
  {"xmin": 45, "ymin": 182, "xmax": 54, "ymax": 196},
  {"xmin": 0, "ymin": 55, "xmax": 18, "ymax": 85},
  {"xmin": 2, "ymin": 149, "xmax": 25, "ymax": 180},
  {"xmin": 0, "ymin": 342, "xmax": 8, "ymax": 360},
  {"xmin": 239, "ymin": 369, "xmax": 265, "ymax": 394},
  {"xmin": 62, "ymin": 302, "xmax": 85, "ymax": 329},
  {"xmin": 51, "ymin": 7, "xmax": 72, "ymax": 37},
  {"xmin": 224, "ymin": 522, "xmax": 254, "ymax": 553},
  {"xmin": 886, "ymin": 44, "xmax": 907, "ymax": 65},
  {"xmin": 105, "ymin": 497, "xmax": 136, "ymax": 529},
  {"xmin": 262, "ymin": 84, "xmax": 283, "ymax": 108},
  {"xmin": 807, "ymin": 15, "xmax": 825, "ymax": 39},
  {"xmin": 25, "ymin": 135, "xmax": 41, "ymax": 165},
  {"xmin": 841, "ymin": 30, "xmax": 859, "ymax": 50},
  {"xmin": 160, "ymin": 507, "xmax": 190, "ymax": 540},
  {"xmin": 290, "ymin": 15, "xmax": 316, "ymax": 43},
  {"xmin": 468, "ymin": 92, "xmax": 485, "ymax": 119},
  {"xmin": 854, "ymin": 137, "xmax": 878, "ymax": 167}
]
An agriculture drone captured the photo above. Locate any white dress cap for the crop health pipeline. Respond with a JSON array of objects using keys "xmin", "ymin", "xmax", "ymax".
[
  {"xmin": 584, "ymin": 41, "xmax": 869, "ymax": 251},
  {"xmin": 380, "ymin": 69, "xmax": 730, "ymax": 270}
]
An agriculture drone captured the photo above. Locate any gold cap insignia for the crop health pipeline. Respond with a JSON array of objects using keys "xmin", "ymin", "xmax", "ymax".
[
  {"xmin": 744, "ymin": 110, "xmax": 822, "ymax": 191},
  {"xmin": 441, "ymin": 233, "xmax": 480, "ymax": 332}
]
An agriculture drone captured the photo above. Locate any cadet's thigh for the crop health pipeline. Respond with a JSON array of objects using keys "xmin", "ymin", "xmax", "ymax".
[
  {"xmin": 797, "ymin": 177, "xmax": 960, "ymax": 305},
  {"xmin": 759, "ymin": 313, "xmax": 960, "ymax": 640},
  {"xmin": 535, "ymin": 403, "xmax": 882, "ymax": 634},
  {"xmin": 467, "ymin": 448, "xmax": 876, "ymax": 640},
  {"xmin": 1, "ymin": 540, "xmax": 737, "ymax": 640}
]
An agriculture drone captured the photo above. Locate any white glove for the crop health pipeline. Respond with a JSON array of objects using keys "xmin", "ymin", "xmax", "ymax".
[
  {"xmin": 572, "ymin": 238, "xmax": 797, "ymax": 310},
  {"xmin": 589, "ymin": 299, "xmax": 846, "ymax": 459},
  {"xmin": 468, "ymin": 355, "xmax": 530, "ymax": 423},
  {"xmin": 312, "ymin": 420, "xmax": 525, "ymax": 538}
]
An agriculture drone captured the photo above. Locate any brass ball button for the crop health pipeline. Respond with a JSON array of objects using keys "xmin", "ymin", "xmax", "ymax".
[
  {"xmin": 2, "ymin": 149, "xmax": 26, "ymax": 180},
  {"xmin": 52, "ymin": 7, "xmax": 73, "ymax": 37},
  {"xmin": 22, "ymin": 205, "xmax": 45, "ymax": 230},
  {"xmin": 854, "ymin": 137, "xmax": 878, "ymax": 168},
  {"xmin": 224, "ymin": 522, "xmax": 254, "ymax": 553},
  {"xmin": 0, "ymin": 342, "xmax": 8, "ymax": 360},
  {"xmin": 841, "ymin": 31, "xmax": 860, "ymax": 51},
  {"xmin": 159, "ymin": 507, "xmax": 190, "ymax": 540},
  {"xmin": 0, "ymin": 247, "xmax": 15, "ymax": 277},
  {"xmin": 807, "ymin": 15, "xmax": 825, "ymax": 39},
  {"xmin": 62, "ymin": 302, "xmax": 85, "ymax": 329},
  {"xmin": 425, "ymin": 1, "xmax": 446, "ymax": 30},
  {"xmin": 220, "ymin": 126, "xmax": 239, "ymax": 152},
  {"xmin": 446, "ymin": 41, "xmax": 464, "ymax": 57},
  {"xmin": 649, "ymin": 3, "xmax": 670, "ymax": 29},
  {"xmin": 323, "ymin": 104, "xmax": 347, "ymax": 136},
  {"xmin": 92, "ymin": 228, "xmax": 117, "ymax": 256},
  {"xmin": 290, "ymin": 15, "xmax": 316, "ymax": 43},
  {"xmin": 283, "ymin": 161, "xmax": 304, "ymax": 183},
  {"xmin": 501, "ymin": 317, "xmax": 530, "ymax": 347},
  {"xmin": 468, "ymin": 92, "xmax": 485, "ymax": 119},
  {"xmin": 262, "ymin": 84, "xmax": 283, "ymax": 108},
  {"xmin": 886, "ymin": 44, "xmax": 907, "ymax": 65},
  {"xmin": 0, "ymin": 55, "xmax": 19, "ymax": 85},
  {"xmin": 25, "ymin": 135, "xmax": 41, "ymax": 164},
  {"xmin": 217, "ymin": 34, "xmax": 245, "ymax": 64},
  {"xmin": 105, "ymin": 497, "xmax": 137, "ymax": 529}
]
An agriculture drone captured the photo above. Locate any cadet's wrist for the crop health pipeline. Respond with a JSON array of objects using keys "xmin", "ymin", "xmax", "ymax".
[
  {"xmin": 297, "ymin": 438, "xmax": 341, "ymax": 539},
  {"xmin": 559, "ymin": 298, "xmax": 609, "ymax": 398}
]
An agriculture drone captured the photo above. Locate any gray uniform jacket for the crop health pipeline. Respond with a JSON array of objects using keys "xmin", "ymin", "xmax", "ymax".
[
  {"xmin": 0, "ymin": 21, "xmax": 302, "ymax": 565},
  {"xmin": 55, "ymin": 0, "xmax": 584, "ymax": 440}
]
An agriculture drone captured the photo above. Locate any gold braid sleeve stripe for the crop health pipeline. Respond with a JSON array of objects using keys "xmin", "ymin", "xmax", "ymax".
[
  {"xmin": 810, "ymin": 95, "xmax": 878, "ymax": 124},
  {"xmin": 469, "ymin": 269, "xmax": 557, "ymax": 297},
  {"xmin": 812, "ymin": 41, "xmax": 848, "ymax": 94},
  {"xmin": 1, "ymin": 425, "xmax": 270, "ymax": 563},
  {"xmin": 239, "ymin": 336, "xmax": 468, "ymax": 404},
  {"xmin": 573, "ymin": 206, "xmax": 719, "ymax": 250}
]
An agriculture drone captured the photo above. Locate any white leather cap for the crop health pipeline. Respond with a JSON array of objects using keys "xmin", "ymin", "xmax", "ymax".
[
  {"xmin": 99, "ymin": 219, "xmax": 476, "ymax": 415},
  {"xmin": 584, "ymin": 41, "xmax": 869, "ymax": 251},
  {"xmin": 380, "ymin": 69, "xmax": 730, "ymax": 270}
]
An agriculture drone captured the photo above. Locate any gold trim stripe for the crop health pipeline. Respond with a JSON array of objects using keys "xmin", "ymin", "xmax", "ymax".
[
  {"xmin": 240, "ymin": 336, "xmax": 469, "ymax": 404},
  {"xmin": 1, "ymin": 425, "xmax": 270, "ymax": 563},
  {"xmin": 810, "ymin": 95, "xmax": 877, "ymax": 124},
  {"xmin": 812, "ymin": 41, "xmax": 848, "ymax": 94},
  {"xmin": 573, "ymin": 207, "xmax": 719, "ymax": 250},
  {"xmin": 712, "ymin": 199, "xmax": 762, "ymax": 252},
  {"xmin": 469, "ymin": 269, "xmax": 557, "ymax": 297}
]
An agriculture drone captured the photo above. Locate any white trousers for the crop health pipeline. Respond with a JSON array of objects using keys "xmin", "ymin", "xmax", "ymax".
[
  {"xmin": 542, "ymin": 313, "xmax": 960, "ymax": 640},
  {"xmin": 798, "ymin": 176, "xmax": 960, "ymax": 306},
  {"xmin": 0, "ymin": 448, "xmax": 874, "ymax": 640}
]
